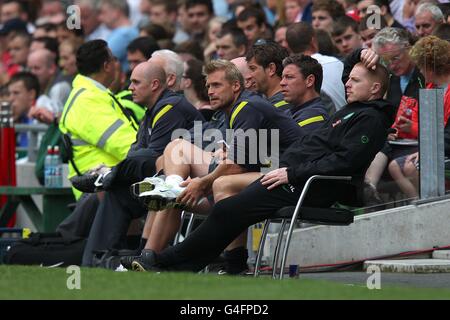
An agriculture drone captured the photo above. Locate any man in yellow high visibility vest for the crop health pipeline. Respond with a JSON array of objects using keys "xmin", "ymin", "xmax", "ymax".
[{"xmin": 59, "ymin": 39, "xmax": 138, "ymax": 200}]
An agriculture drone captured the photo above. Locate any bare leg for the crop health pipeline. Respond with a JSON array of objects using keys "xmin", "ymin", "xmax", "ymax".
[
  {"xmin": 365, "ymin": 152, "xmax": 388, "ymax": 187},
  {"xmin": 145, "ymin": 208, "xmax": 182, "ymax": 252},
  {"xmin": 142, "ymin": 212, "xmax": 155, "ymax": 239},
  {"xmin": 146, "ymin": 139, "xmax": 212, "ymax": 251},
  {"xmin": 388, "ymin": 160, "xmax": 418, "ymax": 199},
  {"xmin": 403, "ymin": 160, "xmax": 419, "ymax": 196},
  {"xmin": 163, "ymin": 138, "xmax": 212, "ymax": 178}
]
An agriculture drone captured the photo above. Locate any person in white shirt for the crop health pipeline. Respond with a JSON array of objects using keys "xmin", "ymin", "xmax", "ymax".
[{"xmin": 286, "ymin": 22, "xmax": 346, "ymax": 113}]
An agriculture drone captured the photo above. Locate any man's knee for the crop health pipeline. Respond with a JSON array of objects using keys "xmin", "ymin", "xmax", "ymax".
[
  {"xmin": 403, "ymin": 161, "xmax": 418, "ymax": 176},
  {"xmin": 164, "ymin": 138, "xmax": 194, "ymax": 162},
  {"xmin": 212, "ymin": 176, "xmax": 235, "ymax": 202},
  {"xmin": 166, "ymin": 138, "xmax": 185, "ymax": 148}
]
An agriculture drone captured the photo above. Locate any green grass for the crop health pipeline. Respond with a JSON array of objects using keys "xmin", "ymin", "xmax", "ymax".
[{"xmin": 1, "ymin": 265, "xmax": 450, "ymax": 300}]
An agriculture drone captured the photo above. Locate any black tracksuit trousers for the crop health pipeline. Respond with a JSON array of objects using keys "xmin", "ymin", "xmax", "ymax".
[
  {"xmin": 155, "ymin": 178, "xmax": 357, "ymax": 272},
  {"xmin": 82, "ymin": 150, "xmax": 158, "ymax": 266},
  {"xmin": 155, "ymin": 179, "xmax": 301, "ymax": 272}
]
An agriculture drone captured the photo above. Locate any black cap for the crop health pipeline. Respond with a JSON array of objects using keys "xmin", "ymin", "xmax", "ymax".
[{"xmin": 0, "ymin": 18, "xmax": 28, "ymax": 36}]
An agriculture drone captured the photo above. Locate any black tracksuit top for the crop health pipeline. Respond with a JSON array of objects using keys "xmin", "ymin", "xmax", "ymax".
[{"xmin": 281, "ymin": 99, "xmax": 394, "ymax": 187}]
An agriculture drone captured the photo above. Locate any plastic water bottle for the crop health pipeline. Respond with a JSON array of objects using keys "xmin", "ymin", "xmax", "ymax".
[
  {"xmin": 52, "ymin": 146, "xmax": 63, "ymax": 188},
  {"xmin": 44, "ymin": 146, "xmax": 53, "ymax": 187}
]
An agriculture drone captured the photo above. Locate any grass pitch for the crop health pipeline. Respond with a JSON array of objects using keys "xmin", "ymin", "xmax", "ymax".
[{"xmin": 1, "ymin": 265, "xmax": 450, "ymax": 300}]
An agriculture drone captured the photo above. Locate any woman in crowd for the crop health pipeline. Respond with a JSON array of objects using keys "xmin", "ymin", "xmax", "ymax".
[{"xmin": 389, "ymin": 35, "xmax": 450, "ymax": 198}]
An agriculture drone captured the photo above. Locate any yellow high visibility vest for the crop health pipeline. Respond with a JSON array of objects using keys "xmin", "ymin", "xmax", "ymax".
[{"xmin": 60, "ymin": 75, "xmax": 138, "ymax": 198}]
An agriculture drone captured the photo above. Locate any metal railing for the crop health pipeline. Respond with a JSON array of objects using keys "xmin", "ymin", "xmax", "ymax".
[
  {"xmin": 419, "ymin": 88, "xmax": 445, "ymax": 199},
  {"xmin": 14, "ymin": 123, "xmax": 49, "ymax": 162}
]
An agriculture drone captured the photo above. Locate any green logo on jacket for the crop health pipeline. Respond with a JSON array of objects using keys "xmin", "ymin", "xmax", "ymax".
[{"xmin": 361, "ymin": 135, "xmax": 369, "ymax": 144}]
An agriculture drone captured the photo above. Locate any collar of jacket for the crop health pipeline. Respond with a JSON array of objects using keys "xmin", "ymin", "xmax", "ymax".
[
  {"xmin": 350, "ymin": 98, "xmax": 393, "ymax": 110},
  {"xmin": 346, "ymin": 98, "xmax": 395, "ymax": 126},
  {"xmin": 146, "ymin": 89, "xmax": 181, "ymax": 117},
  {"xmin": 290, "ymin": 96, "xmax": 323, "ymax": 114},
  {"xmin": 229, "ymin": 90, "xmax": 259, "ymax": 112},
  {"xmin": 148, "ymin": 89, "xmax": 175, "ymax": 110},
  {"xmin": 72, "ymin": 74, "xmax": 110, "ymax": 93}
]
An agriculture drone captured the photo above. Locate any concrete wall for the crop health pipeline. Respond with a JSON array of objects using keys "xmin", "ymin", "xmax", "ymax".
[{"xmin": 266, "ymin": 199, "xmax": 450, "ymax": 267}]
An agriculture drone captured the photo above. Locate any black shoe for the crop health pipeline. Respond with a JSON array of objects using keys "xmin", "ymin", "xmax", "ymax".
[
  {"xmin": 120, "ymin": 254, "xmax": 141, "ymax": 270},
  {"xmin": 206, "ymin": 253, "xmax": 227, "ymax": 272},
  {"xmin": 131, "ymin": 249, "xmax": 159, "ymax": 272},
  {"xmin": 70, "ymin": 169, "xmax": 112, "ymax": 193},
  {"xmin": 70, "ymin": 173, "xmax": 100, "ymax": 193},
  {"xmin": 217, "ymin": 267, "xmax": 249, "ymax": 276},
  {"xmin": 217, "ymin": 247, "xmax": 249, "ymax": 275}
]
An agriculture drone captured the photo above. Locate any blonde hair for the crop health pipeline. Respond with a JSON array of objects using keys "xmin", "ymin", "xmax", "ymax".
[
  {"xmin": 203, "ymin": 59, "xmax": 244, "ymax": 89},
  {"xmin": 410, "ymin": 35, "xmax": 450, "ymax": 77}
]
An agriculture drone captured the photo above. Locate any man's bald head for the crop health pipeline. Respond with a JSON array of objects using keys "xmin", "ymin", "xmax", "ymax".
[
  {"xmin": 129, "ymin": 61, "xmax": 167, "ymax": 107},
  {"xmin": 231, "ymin": 57, "xmax": 255, "ymax": 90},
  {"xmin": 27, "ymin": 48, "xmax": 57, "ymax": 87},
  {"xmin": 28, "ymin": 49, "xmax": 55, "ymax": 68},
  {"xmin": 135, "ymin": 61, "xmax": 166, "ymax": 85}
]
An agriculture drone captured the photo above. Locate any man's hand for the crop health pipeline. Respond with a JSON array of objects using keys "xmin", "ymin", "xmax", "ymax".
[
  {"xmin": 395, "ymin": 116, "xmax": 412, "ymax": 133},
  {"xmin": 29, "ymin": 106, "xmax": 55, "ymax": 124},
  {"xmin": 212, "ymin": 148, "xmax": 227, "ymax": 163},
  {"xmin": 360, "ymin": 48, "xmax": 380, "ymax": 70},
  {"xmin": 260, "ymin": 167, "xmax": 289, "ymax": 190},
  {"xmin": 178, "ymin": 177, "xmax": 209, "ymax": 208},
  {"xmin": 387, "ymin": 132, "xmax": 398, "ymax": 141},
  {"xmin": 405, "ymin": 152, "xmax": 419, "ymax": 167}
]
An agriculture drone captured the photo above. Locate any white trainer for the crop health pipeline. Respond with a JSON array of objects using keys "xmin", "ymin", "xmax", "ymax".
[
  {"xmin": 130, "ymin": 176, "xmax": 166, "ymax": 198},
  {"xmin": 138, "ymin": 180, "xmax": 185, "ymax": 211}
]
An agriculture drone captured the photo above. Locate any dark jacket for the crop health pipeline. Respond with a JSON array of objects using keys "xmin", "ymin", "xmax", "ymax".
[
  {"xmin": 130, "ymin": 89, "xmax": 205, "ymax": 157},
  {"xmin": 268, "ymin": 91, "xmax": 292, "ymax": 114},
  {"xmin": 386, "ymin": 67, "xmax": 424, "ymax": 115},
  {"xmin": 227, "ymin": 90, "xmax": 303, "ymax": 171},
  {"xmin": 343, "ymin": 48, "xmax": 424, "ymax": 119},
  {"xmin": 301, "ymin": 1, "xmax": 313, "ymax": 23},
  {"xmin": 109, "ymin": 90, "xmax": 204, "ymax": 186},
  {"xmin": 281, "ymin": 99, "xmax": 393, "ymax": 187},
  {"xmin": 189, "ymin": 110, "xmax": 226, "ymax": 150},
  {"xmin": 291, "ymin": 97, "xmax": 329, "ymax": 133}
]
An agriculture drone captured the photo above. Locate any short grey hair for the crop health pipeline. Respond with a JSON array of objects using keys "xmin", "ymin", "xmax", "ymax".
[
  {"xmin": 372, "ymin": 27, "xmax": 410, "ymax": 51},
  {"xmin": 100, "ymin": 0, "xmax": 130, "ymax": 17},
  {"xmin": 415, "ymin": 3, "xmax": 444, "ymax": 22},
  {"xmin": 151, "ymin": 50, "xmax": 184, "ymax": 88}
]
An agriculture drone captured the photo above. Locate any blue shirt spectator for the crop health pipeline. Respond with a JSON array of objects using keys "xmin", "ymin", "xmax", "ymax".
[{"xmin": 107, "ymin": 26, "xmax": 138, "ymax": 72}]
